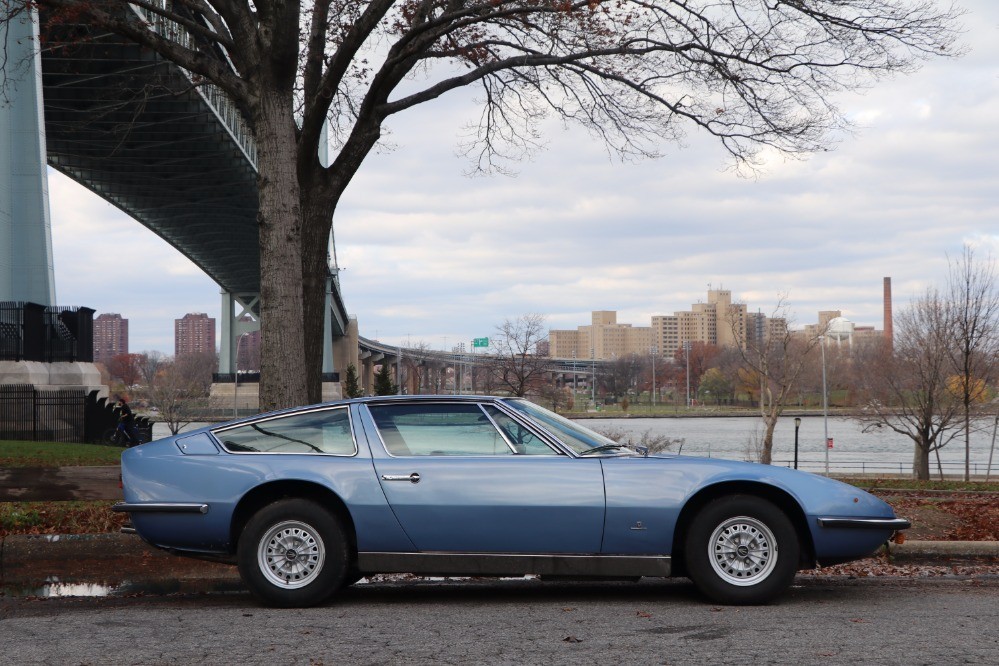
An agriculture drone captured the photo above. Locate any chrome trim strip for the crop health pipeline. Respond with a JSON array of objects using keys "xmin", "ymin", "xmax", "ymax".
[
  {"xmin": 112, "ymin": 502, "xmax": 209, "ymax": 514},
  {"xmin": 356, "ymin": 552, "xmax": 671, "ymax": 578},
  {"xmin": 817, "ymin": 517, "xmax": 911, "ymax": 530}
]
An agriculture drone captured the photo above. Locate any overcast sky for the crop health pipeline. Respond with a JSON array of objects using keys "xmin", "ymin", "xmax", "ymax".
[{"xmin": 48, "ymin": 1, "xmax": 999, "ymax": 356}]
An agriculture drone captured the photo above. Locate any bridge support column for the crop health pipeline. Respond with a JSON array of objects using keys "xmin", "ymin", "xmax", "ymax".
[
  {"xmin": 332, "ymin": 317, "xmax": 359, "ymax": 380},
  {"xmin": 0, "ymin": 8, "xmax": 57, "ymax": 304},
  {"xmin": 219, "ymin": 291, "xmax": 260, "ymax": 374},
  {"xmin": 358, "ymin": 350, "xmax": 382, "ymax": 395}
]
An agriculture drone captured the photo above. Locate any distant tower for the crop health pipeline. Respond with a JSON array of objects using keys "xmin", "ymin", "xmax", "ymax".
[{"xmin": 883, "ymin": 277, "xmax": 893, "ymax": 348}]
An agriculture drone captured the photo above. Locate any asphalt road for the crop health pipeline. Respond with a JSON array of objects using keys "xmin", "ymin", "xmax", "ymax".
[{"xmin": 1, "ymin": 576, "xmax": 996, "ymax": 665}]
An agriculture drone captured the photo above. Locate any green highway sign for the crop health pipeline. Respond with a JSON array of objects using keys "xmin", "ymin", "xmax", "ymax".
[{"xmin": 473, "ymin": 337, "xmax": 489, "ymax": 348}]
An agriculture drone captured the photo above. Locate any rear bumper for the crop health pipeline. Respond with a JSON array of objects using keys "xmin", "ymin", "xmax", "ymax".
[{"xmin": 112, "ymin": 502, "xmax": 209, "ymax": 514}]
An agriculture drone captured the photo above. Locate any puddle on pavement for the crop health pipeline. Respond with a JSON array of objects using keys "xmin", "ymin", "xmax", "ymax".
[{"xmin": 1, "ymin": 575, "xmax": 247, "ymax": 599}]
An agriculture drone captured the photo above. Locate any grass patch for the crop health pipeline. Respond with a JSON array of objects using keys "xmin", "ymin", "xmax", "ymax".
[
  {"xmin": 0, "ymin": 501, "xmax": 126, "ymax": 536},
  {"xmin": 840, "ymin": 477, "xmax": 999, "ymax": 493},
  {"xmin": 0, "ymin": 440, "xmax": 123, "ymax": 468}
]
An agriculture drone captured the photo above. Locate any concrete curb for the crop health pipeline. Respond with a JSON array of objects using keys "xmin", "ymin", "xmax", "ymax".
[
  {"xmin": 1, "ymin": 533, "xmax": 164, "ymax": 572},
  {"xmin": 2, "ymin": 533, "xmax": 997, "ymax": 576},
  {"xmin": 888, "ymin": 540, "xmax": 999, "ymax": 559}
]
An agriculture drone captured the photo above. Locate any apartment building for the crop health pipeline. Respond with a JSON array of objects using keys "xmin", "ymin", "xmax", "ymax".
[
  {"xmin": 549, "ymin": 311, "xmax": 653, "ymax": 360},
  {"xmin": 93, "ymin": 313, "xmax": 128, "ymax": 363},
  {"xmin": 652, "ymin": 289, "xmax": 749, "ymax": 356},
  {"xmin": 550, "ymin": 287, "xmax": 875, "ymax": 360},
  {"xmin": 175, "ymin": 312, "xmax": 216, "ymax": 357}
]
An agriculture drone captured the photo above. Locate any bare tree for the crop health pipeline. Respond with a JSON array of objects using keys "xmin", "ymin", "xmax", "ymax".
[
  {"xmin": 945, "ymin": 246, "xmax": 999, "ymax": 481},
  {"xmin": 138, "ymin": 350, "xmax": 168, "ymax": 387},
  {"xmin": 730, "ymin": 298, "xmax": 823, "ymax": 464},
  {"xmin": 144, "ymin": 351, "xmax": 218, "ymax": 435},
  {"xmin": 855, "ymin": 289, "xmax": 962, "ymax": 480},
  {"xmin": 4, "ymin": 1, "xmax": 962, "ymax": 410},
  {"xmin": 489, "ymin": 314, "xmax": 549, "ymax": 397},
  {"xmin": 673, "ymin": 342, "xmax": 721, "ymax": 404},
  {"xmin": 538, "ymin": 381, "xmax": 571, "ymax": 413},
  {"xmin": 598, "ymin": 353, "xmax": 647, "ymax": 403}
]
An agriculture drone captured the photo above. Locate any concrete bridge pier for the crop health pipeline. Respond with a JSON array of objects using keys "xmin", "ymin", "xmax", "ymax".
[
  {"xmin": 359, "ymin": 349, "xmax": 382, "ymax": 395},
  {"xmin": 331, "ymin": 316, "xmax": 360, "ymax": 384}
]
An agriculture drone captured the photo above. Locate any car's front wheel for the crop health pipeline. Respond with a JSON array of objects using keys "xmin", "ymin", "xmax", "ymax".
[
  {"xmin": 684, "ymin": 494, "xmax": 799, "ymax": 605},
  {"xmin": 237, "ymin": 499, "xmax": 348, "ymax": 607}
]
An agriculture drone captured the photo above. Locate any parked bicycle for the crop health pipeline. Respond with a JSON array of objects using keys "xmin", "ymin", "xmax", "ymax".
[{"xmin": 102, "ymin": 421, "xmax": 141, "ymax": 447}]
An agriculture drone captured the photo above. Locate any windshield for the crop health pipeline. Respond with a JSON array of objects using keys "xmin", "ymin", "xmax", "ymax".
[{"xmin": 504, "ymin": 399, "xmax": 627, "ymax": 455}]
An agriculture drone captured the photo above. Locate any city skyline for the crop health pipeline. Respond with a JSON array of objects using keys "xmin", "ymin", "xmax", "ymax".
[{"xmin": 46, "ymin": 0, "xmax": 999, "ymax": 356}]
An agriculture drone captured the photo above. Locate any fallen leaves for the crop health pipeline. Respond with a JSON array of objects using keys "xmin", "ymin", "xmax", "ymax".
[{"xmin": 878, "ymin": 492, "xmax": 999, "ymax": 541}]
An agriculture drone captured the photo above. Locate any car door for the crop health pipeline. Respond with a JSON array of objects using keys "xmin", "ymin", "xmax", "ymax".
[{"xmin": 363, "ymin": 401, "xmax": 606, "ymax": 553}]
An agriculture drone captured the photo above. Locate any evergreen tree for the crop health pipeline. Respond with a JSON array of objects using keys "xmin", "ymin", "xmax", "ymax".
[
  {"xmin": 374, "ymin": 364, "xmax": 397, "ymax": 396},
  {"xmin": 342, "ymin": 364, "xmax": 363, "ymax": 399}
]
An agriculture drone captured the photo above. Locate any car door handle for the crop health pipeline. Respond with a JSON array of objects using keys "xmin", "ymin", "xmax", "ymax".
[{"xmin": 381, "ymin": 473, "xmax": 421, "ymax": 484}]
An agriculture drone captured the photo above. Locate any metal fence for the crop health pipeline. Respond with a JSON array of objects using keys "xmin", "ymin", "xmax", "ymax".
[
  {"xmin": 0, "ymin": 302, "xmax": 94, "ymax": 363},
  {"xmin": 212, "ymin": 372, "xmax": 340, "ymax": 383},
  {"xmin": 0, "ymin": 385, "xmax": 87, "ymax": 443},
  {"xmin": 773, "ymin": 458, "xmax": 997, "ymax": 479}
]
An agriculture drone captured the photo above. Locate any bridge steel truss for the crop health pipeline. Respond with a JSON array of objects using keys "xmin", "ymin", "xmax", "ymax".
[{"xmin": 6, "ymin": 5, "xmax": 349, "ymax": 372}]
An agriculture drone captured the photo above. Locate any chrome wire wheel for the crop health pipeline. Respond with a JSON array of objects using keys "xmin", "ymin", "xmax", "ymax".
[
  {"xmin": 258, "ymin": 520, "xmax": 326, "ymax": 589},
  {"xmin": 708, "ymin": 516, "xmax": 778, "ymax": 587}
]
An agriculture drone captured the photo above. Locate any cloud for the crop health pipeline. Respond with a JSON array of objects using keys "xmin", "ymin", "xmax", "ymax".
[{"xmin": 44, "ymin": 0, "xmax": 999, "ymax": 354}]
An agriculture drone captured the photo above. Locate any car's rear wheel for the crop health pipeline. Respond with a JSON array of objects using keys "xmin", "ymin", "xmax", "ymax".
[
  {"xmin": 237, "ymin": 499, "xmax": 348, "ymax": 607},
  {"xmin": 684, "ymin": 494, "xmax": 799, "ymax": 605}
]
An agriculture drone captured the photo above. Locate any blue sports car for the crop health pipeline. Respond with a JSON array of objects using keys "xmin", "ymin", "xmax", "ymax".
[{"xmin": 114, "ymin": 395, "xmax": 909, "ymax": 607}]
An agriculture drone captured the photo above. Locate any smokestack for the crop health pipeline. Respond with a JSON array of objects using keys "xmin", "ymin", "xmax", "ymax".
[{"xmin": 883, "ymin": 277, "xmax": 893, "ymax": 348}]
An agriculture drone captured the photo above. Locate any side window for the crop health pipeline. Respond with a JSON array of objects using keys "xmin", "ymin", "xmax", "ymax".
[
  {"xmin": 215, "ymin": 408, "xmax": 354, "ymax": 455},
  {"xmin": 369, "ymin": 403, "xmax": 513, "ymax": 456},
  {"xmin": 482, "ymin": 406, "xmax": 558, "ymax": 455}
]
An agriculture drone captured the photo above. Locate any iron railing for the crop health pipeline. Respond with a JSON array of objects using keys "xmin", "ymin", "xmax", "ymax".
[
  {"xmin": 212, "ymin": 372, "xmax": 340, "ymax": 383},
  {"xmin": 0, "ymin": 302, "xmax": 94, "ymax": 363},
  {"xmin": 772, "ymin": 458, "xmax": 996, "ymax": 478},
  {"xmin": 0, "ymin": 385, "xmax": 87, "ymax": 442}
]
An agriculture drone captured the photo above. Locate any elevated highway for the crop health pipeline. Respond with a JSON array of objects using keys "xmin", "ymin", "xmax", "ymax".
[{"xmin": 355, "ymin": 335, "xmax": 601, "ymax": 395}]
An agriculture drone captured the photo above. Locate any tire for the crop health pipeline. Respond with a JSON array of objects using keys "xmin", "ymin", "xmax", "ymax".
[
  {"xmin": 101, "ymin": 427, "xmax": 124, "ymax": 447},
  {"xmin": 237, "ymin": 499, "xmax": 349, "ymax": 608},
  {"xmin": 683, "ymin": 495, "xmax": 799, "ymax": 605}
]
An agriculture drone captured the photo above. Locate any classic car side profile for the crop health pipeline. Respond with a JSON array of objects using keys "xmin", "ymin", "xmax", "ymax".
[{"xmin": 114, "ymin": 395, "xmax": 909, "ymax": 607}]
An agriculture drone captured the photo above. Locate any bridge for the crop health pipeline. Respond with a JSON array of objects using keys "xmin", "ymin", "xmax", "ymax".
[
  {"xmin": 1, "ymin": 6, "xmax": 350, "ymax": 376},
  {"xmin": 356, "ymin": 335, "xmax": 601, "ymax": 395}
]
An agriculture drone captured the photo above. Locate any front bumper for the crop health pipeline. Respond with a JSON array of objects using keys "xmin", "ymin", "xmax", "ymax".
[{"xmin": 816, "ymin": 517, "xmax": 911, "ymax": 530}]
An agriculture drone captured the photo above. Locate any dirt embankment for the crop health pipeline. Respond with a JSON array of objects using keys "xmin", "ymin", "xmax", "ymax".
[{"xmin": 874, "ymin": 490, "xmax": 998, "ymax": 541}]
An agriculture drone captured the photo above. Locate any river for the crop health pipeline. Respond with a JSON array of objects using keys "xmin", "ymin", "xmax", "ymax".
[
  {"xmin": 152, "ymin": 413, "xmax": 999, "ymax": 477},
  {"xmin": 583, "ymin": 415, "xmax": 998, "ymax": 476}
]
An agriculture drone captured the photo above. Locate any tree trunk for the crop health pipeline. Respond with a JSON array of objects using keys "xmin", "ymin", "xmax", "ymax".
[
  {"xmin": 914, "ymin": 441, "xmax": 931, "ymax": 481},
  {"xmin": 761, "ymin": 413, "xmax": 777, "ymax": 465},
  {"xmin": 255, "ymin": 92, "xmax": 309, "ymax": 412},
  {"xmin": 300, "ymin": 190, "xmax": 336, "ymax": 404}
]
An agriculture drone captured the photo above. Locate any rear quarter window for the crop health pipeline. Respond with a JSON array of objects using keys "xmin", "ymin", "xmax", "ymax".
[{"xmin": 214, "ymin": 407, "xmax": 355, "ymax": 455}]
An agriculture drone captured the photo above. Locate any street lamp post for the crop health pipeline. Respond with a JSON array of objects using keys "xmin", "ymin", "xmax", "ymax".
[
  {"xmin": 821, "ymin": 336, "xmax": 829, "ymax": 475},
  {"xmin": 684, "ymin": 341, "xmax": 691, "ymax": 409},
  {"xmin": 651, "ymin": 346, "xmax": 657, "ymax": 408},
  {"xmin": 590, "ymin": 348, "xmax": 596, "ymax": 408},
  {"xmin": 233, "ymin": 332, "xmax": 249, "ymax": 418},
  {"xmin": 794, "ymin": 417, "xmax": 801, "ymax": 470},
  {"xmin": 572, "ymin": 349, "xmax": 577, "ymax": 402}
]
